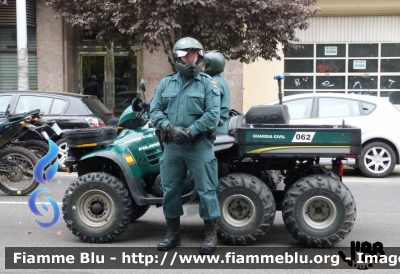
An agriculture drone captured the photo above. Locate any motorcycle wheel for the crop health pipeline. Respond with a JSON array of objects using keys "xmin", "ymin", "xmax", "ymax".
[
  {"xmin": 21, "ymin": 140, "xmax": 49, "ymax": 158},
  {"xmin": 0, "ymin": 146, "xmax": 39, "ymax": 195}
]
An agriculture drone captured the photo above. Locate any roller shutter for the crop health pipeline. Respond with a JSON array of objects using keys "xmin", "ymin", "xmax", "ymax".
[{"xmin": 0, "ymin": 0, "xmax": 37, "ymax": 91}]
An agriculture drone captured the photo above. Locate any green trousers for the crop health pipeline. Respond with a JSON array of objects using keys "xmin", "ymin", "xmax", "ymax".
[{"xmin": 160, "ymin": 139, "xmax": 220, "ymax": 220}]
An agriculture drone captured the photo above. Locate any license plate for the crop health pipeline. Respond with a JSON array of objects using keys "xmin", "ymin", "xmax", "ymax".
[
  {"xmin": 51, "ymin": 123, "xmax": 62, "ymax": 135},
  {"xmin": 42, "ymin": 131, "xmax": 50, "ymax": 140}
]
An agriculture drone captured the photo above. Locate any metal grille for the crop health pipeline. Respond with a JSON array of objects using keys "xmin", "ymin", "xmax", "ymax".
[
  {"xmin": 296, "ymin": 16, "xmax": 400, "ymax": 43},
  {"xmin": 145, "ymin": 148, "xmax": 163, "ymax": 165},
  {"xmin": 0, "ymin": 0, "xmax": 36, "ymax": 27},
  {"xmin": 0, "ymin": 52, "xmax": 38, "ymax": 90}
]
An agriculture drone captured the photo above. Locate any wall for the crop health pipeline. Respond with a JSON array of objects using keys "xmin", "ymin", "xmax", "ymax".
[
  {"xmin": 317, "ymin": 0, "xmax": 400, "ymax": 15},
  {"xmin": 140, "ymin": 47, "xmax": 172, "ymax": 98},
  {"xmin": 141, "ymin": 47, "xmax": 244, "ymax": 113},
  {"xmin": 36, "ymin": 0, "xmax": 64, "ymax": 92},
  {"xmin": 62, "ymin": 21, "xmax": 75, "ymax": 93},
  {"xmin": 243, "ymin": 48, "xmax": 284, "ymax": 113},
  {"xmin": 242, "ymin": 0, "xmax": 400, "ymax": 113},
  {"xmin": 222, "ymin": 59, "xmax": 243, "ymax": 113}
]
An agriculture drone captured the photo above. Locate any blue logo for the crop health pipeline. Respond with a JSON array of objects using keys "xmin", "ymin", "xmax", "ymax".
[{"xmin": 28, "ymin": 139, "xmax": 60, "ymax": 228}]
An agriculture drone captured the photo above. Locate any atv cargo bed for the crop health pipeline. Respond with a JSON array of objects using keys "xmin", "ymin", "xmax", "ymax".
[{"xmin": 234, "ymin": 115, "xmax": 361, "ymax": 159}]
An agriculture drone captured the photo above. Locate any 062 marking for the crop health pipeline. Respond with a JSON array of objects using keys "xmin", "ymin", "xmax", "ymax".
[{"xmin": 292, "ymin": 132, "xmax": 316, "ymax": 143}]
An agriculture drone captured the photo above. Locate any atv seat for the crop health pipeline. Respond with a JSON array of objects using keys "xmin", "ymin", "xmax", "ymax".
[
  {"xmin": 244, "ymin": 105, "xmax": 290, "ymax": 125},
  {"xmin": 228, "ymin": 115, "xmax": 239, "ymax": 136},
  {"xmin": 214, "ymin": 134, "xmax": 235, "ymax": 145}
]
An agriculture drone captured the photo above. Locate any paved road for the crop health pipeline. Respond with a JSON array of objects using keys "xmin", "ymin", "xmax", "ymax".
[{"xmin": 1, "ymin": 167, "xmax": 400, "ymax": 273}]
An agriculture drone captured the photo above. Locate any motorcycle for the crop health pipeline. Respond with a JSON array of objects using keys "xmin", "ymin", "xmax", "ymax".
[{"xmin": 0, "ymin": 109, "xmax": 48, "ymax": 195}]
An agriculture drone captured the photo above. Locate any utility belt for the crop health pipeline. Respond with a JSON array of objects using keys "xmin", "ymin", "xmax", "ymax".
[
  {"xmin": 218, "ymin": 117, "xmax": 227, "ymax": 126},
  {"xmin": 155, "ymin": 129, "xmax": 171, "ymax": 143},
  {"xmin": 155, "ymin": 128, "xmax": 216, "ymax": 145}
]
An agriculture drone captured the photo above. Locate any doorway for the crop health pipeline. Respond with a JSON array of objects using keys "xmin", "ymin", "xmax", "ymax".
[
  {"xmin": 81, "ymin": 55, "xmax": 105, "ymax": 100},
  {"xmin": 79, "ymin": 53, "xmax": 138, "ymax": 116},
  {"xmin": 114, "ymin": 55, "xmax": 138, "ymax": 117}
]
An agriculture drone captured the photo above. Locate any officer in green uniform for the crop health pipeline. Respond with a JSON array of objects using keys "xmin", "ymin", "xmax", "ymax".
[
  {"xmin": 150, "ymin": 37, "xmax": 221, "ymax": 255},
  {"xmin": 203, "ymin": 50, "xmax": 231, "ymax": 134}
]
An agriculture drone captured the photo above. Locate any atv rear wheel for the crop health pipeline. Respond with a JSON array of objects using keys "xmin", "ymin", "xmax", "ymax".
[
  {"xmin": 282, "ymin": 174, "xmax": 356, "ymax": 247},
  {"xmin": 62, "ymin": 172, "xmax": 133, "ymax": 243},
  {"xmin": 217, "ymin": 173, "xmax": 275, "ymax": 245}
]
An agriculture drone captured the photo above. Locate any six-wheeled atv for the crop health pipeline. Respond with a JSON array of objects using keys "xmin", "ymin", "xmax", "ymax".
[{"xmin": 63, "ymin": 77, "xmax": 360, "ymax": 247}]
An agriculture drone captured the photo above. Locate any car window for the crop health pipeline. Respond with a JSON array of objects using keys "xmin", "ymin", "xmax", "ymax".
[
  {"xmin": 81, "ymin": 97, "xmax": 112, "ymax": 114},
  {"xmin": 16, "ymin": 96, "xmax": 53, "ymax": 114},
  {"xmin": 361, "ymin": 102, "xmax": 376, "ymax": 115},
  {"xmin": 49, "ymin": 99, "xmax": 67, "ymax": 114},
  {"xmin": 283, "ymin": 98, "xmax": 314, "ymax": 119},
  {"xmin": 318, "ymin": 98, "xmax": 360, "ymax": 118},
  {"xmin": 0, "ymin": 95, "xmax": 12, "ymax": 116}
]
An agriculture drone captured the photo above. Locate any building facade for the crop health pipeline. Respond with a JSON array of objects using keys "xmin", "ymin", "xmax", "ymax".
[
  {"xmin": 243, "ymin": 0, "xmax": 400, "ymax": 112},
  {"xmin": 1, "ymin": 0, "xmax": 399, "ymax": 115},
  {"xmin": 0, "ymin": 0, "xmax": 243, "ymax": 116}
]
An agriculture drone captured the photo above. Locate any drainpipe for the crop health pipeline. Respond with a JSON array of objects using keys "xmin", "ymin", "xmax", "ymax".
[
  {"xmin": 105, "ymin": 42, "xmax": 115, "ymax": 113},
  {"xmin": 17, "ymin": 0, "xmax": 29, "ymax": 90}
]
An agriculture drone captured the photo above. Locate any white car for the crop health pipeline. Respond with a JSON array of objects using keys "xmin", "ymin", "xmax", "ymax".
[{"xmin": 268, "ymin": 93, "xmax": 400, "ymax": 178}]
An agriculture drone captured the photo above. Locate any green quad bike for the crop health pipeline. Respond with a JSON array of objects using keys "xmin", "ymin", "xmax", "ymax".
[{"xmin": 63, "ymin": 76, "xmax": 361, "ymax": 247}]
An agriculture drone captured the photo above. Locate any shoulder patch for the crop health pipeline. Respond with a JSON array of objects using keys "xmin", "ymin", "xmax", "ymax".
[
  {"xmin": 166, "ymin": 72, "xmax": 177, "ymax": 78},
  {"xmin": 199, "ymin": 72, "xmax": 212, "ymax": 79},
  {"xmin": 211, "ymin": 79, "xmax": 218, "ymax": 89}
]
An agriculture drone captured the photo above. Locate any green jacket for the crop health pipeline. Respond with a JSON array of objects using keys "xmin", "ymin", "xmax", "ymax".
[
  {"xmin": 150, "ymin": 72, "xmax": 220, "ymax": 137},
  {"xmin": 213, "ymin": 74, "xmax": 230, "ymax": 120}
]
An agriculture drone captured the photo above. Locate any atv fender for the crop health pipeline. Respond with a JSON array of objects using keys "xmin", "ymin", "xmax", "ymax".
[{"xmin": 79, "ymin": 150, "xmax": 197, "ymax": 206}]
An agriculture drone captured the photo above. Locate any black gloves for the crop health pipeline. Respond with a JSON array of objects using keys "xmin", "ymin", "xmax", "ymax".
[{"xmin": 167, "ymin": 124, "xmax": 191, "ymax": 145}]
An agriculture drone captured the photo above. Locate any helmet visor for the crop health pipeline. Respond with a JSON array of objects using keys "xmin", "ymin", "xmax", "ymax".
[{"xmin": 174, "ymin": 49, "xmax": 204, "ymax": 58}]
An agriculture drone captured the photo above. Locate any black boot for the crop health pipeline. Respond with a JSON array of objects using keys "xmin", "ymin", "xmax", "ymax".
[
  {"xmin": 157, "ymin": 217, "xmax": 181, "ymax": 251},
  {"xmin": 200, "ymin": 218, "xmax": 218, "ymax": 255}
]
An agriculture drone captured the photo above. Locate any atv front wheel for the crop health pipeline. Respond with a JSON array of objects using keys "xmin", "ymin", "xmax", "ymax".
[
  {"xmin": 62, "ymin": 172, "xmax": 133, "ymax": 243},
  {"xmin": 282, "ymin": 174, "xmax": 356, "ymax": 247},
  {"xmin": 217, "ymin": 173, "xmax": 276, "ymax": 245}
]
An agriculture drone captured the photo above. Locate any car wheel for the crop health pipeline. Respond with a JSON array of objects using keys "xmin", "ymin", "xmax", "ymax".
[
  {"xmin": 62, "ymin": 172, "xmax": 133, "ymax": 243},
  {"xmin": 217, "ymin": 173, "xmax": 276, "ymax": 245},
  {"xmin": 56, "ymin": 137, "xmax": 68, "ymax": 172},
  {"xmin": 359, "ymin": 141, "xmax": 396, "ymax": 178},
  {"xmin": 282, "ymin": 174, "xmax": 356, "ymax": 247}
]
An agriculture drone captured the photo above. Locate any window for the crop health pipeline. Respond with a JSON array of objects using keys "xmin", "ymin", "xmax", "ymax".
[
  {"xmin": 361, "ymin": 102, "xmax": 376, "ymax": 115},
  {"xmin": 283, "ymin": 98, "xmax": 314, "ymax": 119},
  {"xmin": 284, "ymin": 60, "xmax": 313, "ymax": 73},
  {"xmin": 316, "ymin": 44, "xmax": 346, "ymax": 58},
  {"xmin": 0, "ymin": 95, "xmax": 11, "ymax": 116},
  {"xmin": 348, "ymin": 44, "xmax": 378, "ymax": 57},
  {"xmin": 284, "ymin": 43, "xmax": 400, "ymax": 98},
  {"xmin": 316, "ymin": 76, "xmax": 346, "ymax": 89},
  {"xmin": 284, "ymin": 76, "xmax": 313, "ymax": 90},
  {"xmin": 15, "ymin": 96, "xmax": 53, "ymax": 114},
  {"xmin": 49, "ymin": 99, "xmax": 67, "ymax": 114},
  {"xmin": 285, "ymin": 44, "xmax": 314, "ymax": 58},
  {"xmin": 318, "ymin": 98, "xmax": 360, "ymax": 118}
]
